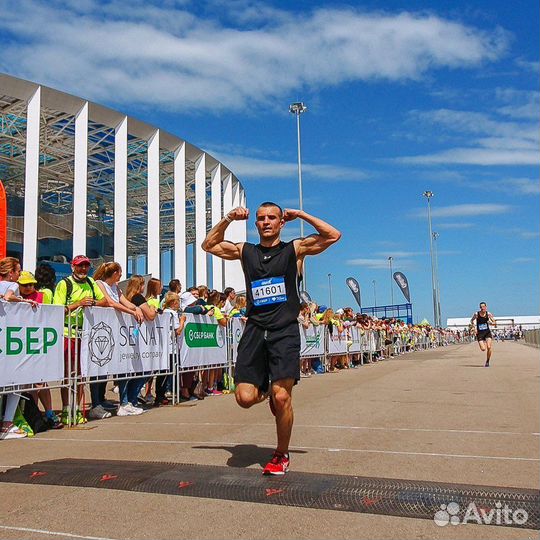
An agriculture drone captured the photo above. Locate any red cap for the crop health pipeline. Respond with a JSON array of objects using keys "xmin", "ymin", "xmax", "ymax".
[{"xmin": 72, "ymin": 255, "xmax": 91, "ymax": 266}]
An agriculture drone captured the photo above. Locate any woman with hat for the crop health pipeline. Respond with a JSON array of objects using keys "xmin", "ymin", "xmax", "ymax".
[{"xmin": 17, "ymin": 270, "xmax": 63, "ymax": 429}]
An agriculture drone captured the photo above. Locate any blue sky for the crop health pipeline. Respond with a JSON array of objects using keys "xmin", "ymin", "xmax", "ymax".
[{"xmin": 1, "ymin": 0, "xmax": 538, "ymax": 322}]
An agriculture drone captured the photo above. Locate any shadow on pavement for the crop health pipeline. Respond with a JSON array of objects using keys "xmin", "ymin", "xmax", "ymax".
[
  {"xmin": 192, "ymin": 444, "xmax": 307, "ymax": 468},
  {"xmin": 461, "ymin": 364, "xmax": 488, "ymax": 368}
]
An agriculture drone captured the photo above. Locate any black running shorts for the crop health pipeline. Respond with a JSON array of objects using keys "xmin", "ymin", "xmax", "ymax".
[
  {"xmin": 235, "ymin": 322, "xmax": 301, "ymax": 392},
  {"xmin": 477, "ymin": 330, "xmax": 492, "ymax": 342}
]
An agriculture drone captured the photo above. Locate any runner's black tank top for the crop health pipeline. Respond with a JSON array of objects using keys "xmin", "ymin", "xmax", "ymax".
[
  {"xmin": 241, "ymin": 240, "xmax": 302, "ymax": 330},
  {"xmin": 476, "ymin": 312, "xmax": 490, "ymax": 332}
]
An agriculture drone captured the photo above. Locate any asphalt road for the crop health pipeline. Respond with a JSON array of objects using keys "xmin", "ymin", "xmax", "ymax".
[{"xmin": 0, "ymin": 340, "xmax": 538, "ymax": 540}]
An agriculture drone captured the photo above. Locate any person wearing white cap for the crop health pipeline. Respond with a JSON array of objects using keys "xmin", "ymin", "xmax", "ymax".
[{"xmin": 180, "ymin": 291, "xmax": 214, "ymax": 315}]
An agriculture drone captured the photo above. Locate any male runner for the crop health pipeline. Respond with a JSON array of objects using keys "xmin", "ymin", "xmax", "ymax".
[
  {"xmin": 202, "ymin": 202, "xmax": 341, "ymax": 474},
  {"xmin": 470, "ymin": 302, "xmax": 497, "ymax": 367}
]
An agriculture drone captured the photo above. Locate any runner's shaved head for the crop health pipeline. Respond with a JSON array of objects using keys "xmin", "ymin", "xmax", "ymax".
[{"xmin": 258, "ymin": 202, "xmax": 283, "ymax": 217}]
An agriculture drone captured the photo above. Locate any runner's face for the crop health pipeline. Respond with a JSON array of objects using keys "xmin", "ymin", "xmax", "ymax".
[
  {"xmin": 255, "ymin": 206, "xmax": 284, "ymax": 239},
  {"xmin": 480, "ymin": 303, "xmax": 487, "ymax": 313}
]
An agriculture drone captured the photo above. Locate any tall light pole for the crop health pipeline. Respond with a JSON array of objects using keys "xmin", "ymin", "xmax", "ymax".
[
  {"xmin": 433, "ymin": 231, "xmax": 442, "ymax": 328},
  {"xmin": 372, "ymin": 279, "xmax": 377, "ymax": 307},
  {"xmin": 290, "ymin": 101, "xmax": 308, "ymax": 287},
  {"xmin": 328, "ymin": 272, "xmax": 333, "ymax": 309},
  {"xmin": 423, "ymin": 191, "xmax": 438, "ymax": 327},
  {"xmin": 388, "ymin": 256, "xmax": 394, "ymax": 305}
]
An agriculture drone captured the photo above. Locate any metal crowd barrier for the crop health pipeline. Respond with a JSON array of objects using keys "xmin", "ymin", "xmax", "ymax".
[
  {"xmin": 2, "ymin": 301, "xmax": 478, "ymax": 426},
  {"xmin": 523, "ymin": 329, "xmax": 540, "ymax": 348}
]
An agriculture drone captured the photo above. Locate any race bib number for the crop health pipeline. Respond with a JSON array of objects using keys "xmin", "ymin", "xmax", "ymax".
[
  {"xmin": 478, "ymin": 323, "xmax": 488, "ymax": 331},
  {"xmin": 251, "ymin": 277, "xmax": 287, "ymax": 307}
]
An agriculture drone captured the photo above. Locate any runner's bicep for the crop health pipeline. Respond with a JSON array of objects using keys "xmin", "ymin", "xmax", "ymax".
[{"xmin": 208, "ymin": 241, "xmax": 242, "ymax": 260}]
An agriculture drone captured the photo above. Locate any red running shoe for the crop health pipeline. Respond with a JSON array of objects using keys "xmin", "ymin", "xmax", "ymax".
[{"xmin": 263, "ymin": 451, "xmax": 290, "ymax": 475}]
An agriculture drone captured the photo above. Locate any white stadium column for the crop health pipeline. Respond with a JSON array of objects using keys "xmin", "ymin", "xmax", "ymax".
[
  {"xmin": 114, "ymin": 117, "xmax": 128, "ymax": 272},
  {"xmin": 228, "ymin": 180, "xmax": 243, "ymax": 291},
  {"xmin": 240, "ymin": 187, "xmax": 247, "ymax": 244},
  {"xmin": 194, "ymin": 153, "xmax": 207, "ymax": 285},
  {"xmin": 222, "ymin": 173, "xmax": 233, "ymax": 289},
  {"xmin": 210, "ymin": 164, "xmax": 223, "ymax": 290},
  {"xmin": 22, "ymin": 87, "xmax": 41, "ymax": 272},
  {"xmin": 147, "ymin": 130, "xmax": 160, "ymax": 278},
  {"xmin": 72, "ymin": 102, "xmax": 88, "ymax": 258},
  {"xmin": 173, "ymin": 142, "xmax": 186, "ymax": 287}
]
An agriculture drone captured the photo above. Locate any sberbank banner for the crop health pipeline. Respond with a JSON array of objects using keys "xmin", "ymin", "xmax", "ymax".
[
  {"xmin": 0, "ymin": 302, "xmax": 64, "ymax": 386},
  {"xmin": 230, "ymin": 317, "xmax": 245, "ymax": 364},
  {"xmin": 300, "ymin": 324, "xmax": 325, "ymax": 357},
  {"xmin": 179, "ymin": 313, "xmax": 227, "ymax": 368}
]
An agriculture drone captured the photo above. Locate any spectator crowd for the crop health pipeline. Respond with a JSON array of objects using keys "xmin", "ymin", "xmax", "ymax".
[{"xmin": 2, "ymin": 254, "xmax": 473, "ymax": 440}]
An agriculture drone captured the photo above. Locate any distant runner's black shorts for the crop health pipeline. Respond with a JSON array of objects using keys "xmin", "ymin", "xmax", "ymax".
[
  {"xmin": 477, "ymin": 330, "xmax": 492, "ymax": 342},
  {"xmin": 235, "ymin": 322, "xmax": 301, "ymax": 392}
]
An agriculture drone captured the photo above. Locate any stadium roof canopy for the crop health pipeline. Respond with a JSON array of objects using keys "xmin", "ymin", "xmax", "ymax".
[{"xmin": 0, "ymin": 73, "xmax": 246, "ymax": 290}]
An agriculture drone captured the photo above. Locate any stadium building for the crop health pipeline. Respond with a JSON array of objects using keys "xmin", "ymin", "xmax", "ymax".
[{"xmin": 0, "ymin": 73, "xmax": 246, "ymax": 290}]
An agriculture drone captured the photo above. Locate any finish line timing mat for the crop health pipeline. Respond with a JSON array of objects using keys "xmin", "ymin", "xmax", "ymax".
[{"xmin": 1, "ymin": 458, "xmax": 538, "ymax": 530}]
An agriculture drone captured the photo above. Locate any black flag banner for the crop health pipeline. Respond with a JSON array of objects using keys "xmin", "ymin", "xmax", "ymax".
[
  {"xmin": 346, "ymin": 277, "xmax": 362, "ymax": 309},
  {"xmin": 393, "ymin": 272, "xmax": 411, "ymax": 303}
]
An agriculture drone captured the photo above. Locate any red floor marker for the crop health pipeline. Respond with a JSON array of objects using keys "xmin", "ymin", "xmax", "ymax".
[
  {"xmin": 265, "ymin": 488, "xmax": 284, "ymax": 497},
  {"xmin": 29, "ymin": 471, "xmax": 47, "ymax": 479},
  {"xmin": 178, "ymin": 481, "xmax": 193, "ymax": 489},
  {"xmin": 100, "ymin": 474, "xmax": 118, "ymax": 482}
]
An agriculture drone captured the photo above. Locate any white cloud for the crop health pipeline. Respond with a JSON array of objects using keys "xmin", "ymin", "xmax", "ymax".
[
  {"xmin": 377, "ymin": 250, "xmax": 460, "ymax": 257},
  {"xmin": 520, "ymin": 231, "xmax": 540, "ymax": 239},
  {"xmin": 0, "ymin": 1, "xmax": 508, "ymax": 112},
  {"xmin": 397, "ymin": 108, "xmax": 539, "ymax": 166},
  {"xmin": 437, "ymin": 222, "xmax": 474, "ymax": 229},
  {"xmin": 488, "ymin": 178, "xmax": 540, "ymax": 195},
  {"xmin": 402, "ymin": 147, "xmax": 538, "ymax": 166},
  {"xmin": 411, "ymin": 203, "xmax": 512, "ymax": 218},
  {"xmin": 495, "ymin": 89, "xmax": 540, "ymax": 120},
  {"xmin": 209, "ymin": 152, "xmax": 366, "ymax": 181},
  {"xmin": 515, "ymin": 58, "xmax": 540, "ymax": 73},
  {"xmin": 376, "ymin": 251, "xmax": 423, "ymax": 258},
  {"xmin": 347, "ymin": 258, "xmax": 395, "ymax": 269},
  {"xmin": 346, "ymin": 258, "xmax": 413, "ymax": 270}
]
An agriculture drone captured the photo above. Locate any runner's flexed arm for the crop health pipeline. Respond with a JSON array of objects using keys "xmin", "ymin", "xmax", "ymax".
[
  {"xmin": 202, "ymin": 207, "xmax": 249, "ymax": 260},
  {"xmin": 470, "ymin": 312, "xmax": 478, "ymax": 334},
  {"xmin": 284, "ymin": 209, "xmax": 341, "ymax": 257}
]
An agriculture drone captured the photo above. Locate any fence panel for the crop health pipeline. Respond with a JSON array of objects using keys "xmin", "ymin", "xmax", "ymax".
[
  {"xmin": 300, "ymin": 324, "xmax": 326, "ymax": 358},
  {"xmin": 80, "ymin": 308, "xmax": 171, "ymax": 377},
  {"xmin": 178, "ymin": 313, "xmax": 228, "ymax": 369},
  {"xmin": 0, "ymin": 301, "xmax": 65, "ymax": 389}
]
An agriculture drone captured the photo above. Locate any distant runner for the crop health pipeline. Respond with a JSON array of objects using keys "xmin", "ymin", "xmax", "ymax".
[
  {"xmin": 470, "ymin": 302, "xmax": 497, "ymax": 367},
  {"xmin": 202, "ymin": 202, "xmax": 341, "ymax": 475}
]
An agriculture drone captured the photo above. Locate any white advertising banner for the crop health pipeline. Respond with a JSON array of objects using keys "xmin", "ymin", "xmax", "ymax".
[
  {"xmin": 230, "ymin": 317, "xmax": 245, "ymax": 365},
  {"xmin": 327, "ymin": 329, "xmax": 348, "ymax": 355},
  {"xmin": 0, "ymin": 301, "xmax": 64, "ymax": 386},
  {"xmin": 80, "ymin": 308, "xmax": 171, "ymax": 377},
  {"xmin": 179, "ymin": 313, "xmax": 228, "ymax": 368},
  {"xmin": 348, "ymin": 326, "xmax": 362, "ymax": 353},
  {"xmin": 300, "ymin": 324, "xmax": 325, "ymax": 357}
]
